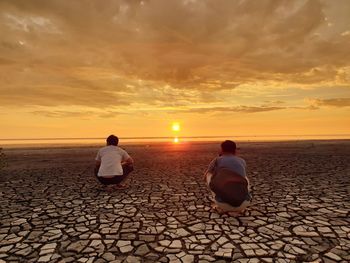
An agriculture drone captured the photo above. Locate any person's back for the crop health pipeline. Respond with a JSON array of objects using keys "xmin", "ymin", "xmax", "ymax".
[
  {"xmin": 214, "ymin": 155, "xmax": 246, "ymax": 178},
  {"xmin": 97, "ymin": 145, "xmax": 129, "ymax": 177}
]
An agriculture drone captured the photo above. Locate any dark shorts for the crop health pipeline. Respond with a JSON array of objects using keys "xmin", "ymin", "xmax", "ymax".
[
  {"xmin": 215, "ymin": 192, "xmax": 252, "ymax": 207},
  {"xmin": 96, "ymin": 164, "xmax": 134, "ymax": 185}
]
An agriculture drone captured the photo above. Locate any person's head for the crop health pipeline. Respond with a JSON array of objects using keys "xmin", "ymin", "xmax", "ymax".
[
  {"xmin": 221, "ymin": 140, "xmax": 237, "ymax": 154},
  {"xmin": 106, "ymin": 135, "xmax": 119, "ymax": 146}
]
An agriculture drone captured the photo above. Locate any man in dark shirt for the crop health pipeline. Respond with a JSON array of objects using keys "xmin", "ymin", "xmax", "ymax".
[{"xmin": 205, "ymin": 140, "xmax": 252, "ymax": 215}]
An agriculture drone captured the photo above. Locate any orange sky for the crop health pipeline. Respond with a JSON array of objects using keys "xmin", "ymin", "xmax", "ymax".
[{"xmin": 0, "ymin": 0, "xmax": 349, "ymax": 139}]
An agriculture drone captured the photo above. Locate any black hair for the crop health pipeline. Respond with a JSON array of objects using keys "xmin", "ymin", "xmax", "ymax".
[
  {"xmin": 106, "ymin": 135, "xmax": 119, "ymax": 146},
  {"xmin": 221, "ymin": 140, "xmax": 236, "ymax": 153}
]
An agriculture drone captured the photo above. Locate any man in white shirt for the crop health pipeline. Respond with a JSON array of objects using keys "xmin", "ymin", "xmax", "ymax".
[{"xmin": 94, "ymin": 135, "xmax": 134, "ymax": 189}]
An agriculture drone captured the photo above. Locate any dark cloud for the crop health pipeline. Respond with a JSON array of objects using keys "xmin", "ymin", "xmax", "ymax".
[
  {"xmin": 98, "ymin": 110, "xmax": 132, "ymax": 118},
  {"xmin": 31, "ymin": 109, "xmax": 127, "ymax": 118},
  {"xmin": 313, "ymin": 97, "xmax": 350, "ymax": 107},
  {"xmin": 30, "ymin": 110, "xmax": 95, "ymax": 118},
  {"xmin": 165, "ymin": 103, "xmax": 322, "ymax": 114},
  {"xmin": 0, "ymin": 84, "xmax": 131, "ymax": 107},
  {"xmin": 0, "ymin": 0, "xmax": 349, "ymax": 108},
  {"xmin": 263, "ymin": 100, "xmax": 285, "ymax": 105},
  {"xmin": 169, "ymin": 106, "xmax": 286, "ymax": 114}
]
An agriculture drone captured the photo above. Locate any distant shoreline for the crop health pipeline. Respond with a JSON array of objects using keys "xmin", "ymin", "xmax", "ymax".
[
  {"xmin": 1, "ymin": 134, "xmax": 350, "ymax": 141},
  {"xmin": 1, "ymin": 138, "xmax": 350, "ymax": 150}
]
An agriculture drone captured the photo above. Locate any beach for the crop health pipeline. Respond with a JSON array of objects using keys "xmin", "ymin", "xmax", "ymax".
[{"xmin": 0, "ymin": 140, "xmax": 349, "ymax": 262}]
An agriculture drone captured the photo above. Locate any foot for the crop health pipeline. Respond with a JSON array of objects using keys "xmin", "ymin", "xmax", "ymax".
[
  {"xmin": 211, "ymin": 203, "xmax": 225, "ymax": 215},
  {"xmin": 211, "ymin": 202, "xmax": 243, "ymax": 216},
  {"xmin": 227, "ymin": 211, "xmax": 242, "ymax": 217}
]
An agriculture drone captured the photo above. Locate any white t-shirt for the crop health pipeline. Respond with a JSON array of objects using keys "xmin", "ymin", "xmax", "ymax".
[{"xmin": 95, "ymin": 145, "xmax": 130, "ymax": 177}]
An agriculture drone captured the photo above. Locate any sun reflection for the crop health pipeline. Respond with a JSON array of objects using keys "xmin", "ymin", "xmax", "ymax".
[{"xmin": 173, "ymin": 137, "xmax": 179, "ymax": 143}]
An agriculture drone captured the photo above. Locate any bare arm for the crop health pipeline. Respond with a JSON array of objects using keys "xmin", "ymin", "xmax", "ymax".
[
  {"xmin": 206, "ymin": 158, "xmax": 217, "ymax": 173},
  {"xmin": 203, "ymin": 158, "xmax": 217, "ymax": 180},
  {"xmin": 122, "ymin": 157, "xmax": 134, "ymax": 165},
  {"xmin": 94, "ymin": 160, "xmax": 101, "ymax": 176}
]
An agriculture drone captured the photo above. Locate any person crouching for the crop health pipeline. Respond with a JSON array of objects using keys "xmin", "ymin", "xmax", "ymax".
[
  {"xmin": 94, "ymin": 135, "xmax": 134, "ymax": 190},
  {"xmin": 205, "ymin": 140, "xmax": 252, "ymax": 215}
]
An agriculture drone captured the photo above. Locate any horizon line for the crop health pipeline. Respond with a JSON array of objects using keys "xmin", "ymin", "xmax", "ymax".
[{"xmin": 1, "ymin": 134, "xmax": 350, "ymax": 141}]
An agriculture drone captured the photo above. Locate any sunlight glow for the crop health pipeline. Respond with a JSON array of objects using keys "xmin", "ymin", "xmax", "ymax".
[
  {"xmin": 173, "ymin": 137, "xmax": 179, "ymax": 143},
  {"xmin": 172, "ymin": 122, "xmax": 180, "ymax": 132}
]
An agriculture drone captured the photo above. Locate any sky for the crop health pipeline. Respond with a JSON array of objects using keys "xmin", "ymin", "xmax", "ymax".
[{"xmin": 0, "ymin": 0, "xmax": 349, "ymax": 139}]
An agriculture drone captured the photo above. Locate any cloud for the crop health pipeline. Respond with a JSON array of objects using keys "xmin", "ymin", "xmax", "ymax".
[
  {"xmin": 0, "ymin": 0, "xmax": 349, "ymax": 108},
  {"xmin": 167, "ymin": 105, "xmax": 287, "ymax": 114},
  {"xmin": 31, "ymin": 110, "xmax": 95, "ymax": 118},
  {"xmin": 28, "ymin": 99, "xmax": 322, "ymax": 118},
  {"xmin": 165, "ymin": 103, "xmax": 321, "ymax": 114},
  {"xmin": 313, "ymin": 97, "xmax": 350, "ymax": 107},
  {"xmin": 98, "ymin": 110, "xmax": 133, "ymax": 118},
  {"xmin": 263, "ymin": 100, "xmax": 285, "ymax": 105},
  {"xmin": 0, "ymin": 83, "xmax": 131, "ymax": 108},
  {"xmin": 30, "ymin": 109, "xmax": 127, "ymax": 118}
]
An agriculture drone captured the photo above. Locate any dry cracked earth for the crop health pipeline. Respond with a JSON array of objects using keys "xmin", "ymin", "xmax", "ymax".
[{"xmin": 0, "ymin": 141, "xmax": 349, "ymax": 263}]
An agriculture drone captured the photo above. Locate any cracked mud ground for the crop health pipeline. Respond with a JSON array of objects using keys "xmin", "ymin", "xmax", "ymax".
[{"xmin": 0, "ymin": 141, "xmax": 349, "ymax": 263}]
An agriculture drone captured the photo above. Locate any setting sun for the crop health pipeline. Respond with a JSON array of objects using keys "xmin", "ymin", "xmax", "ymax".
[{"xmin": 172, "ymin": 122, "xmax": 180, "ymax": 132}]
